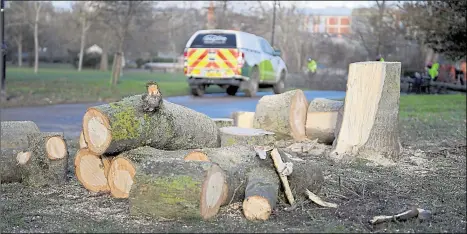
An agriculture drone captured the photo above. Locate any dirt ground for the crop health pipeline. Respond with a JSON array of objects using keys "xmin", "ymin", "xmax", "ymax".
[{"xmin": 1, "ymin": 111, "xmax": 466, "ymax": 233}]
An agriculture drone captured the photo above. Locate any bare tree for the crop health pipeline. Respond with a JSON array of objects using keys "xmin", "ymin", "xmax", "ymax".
[
  {"xmin": 17, "ymin": 1, "xmax": 44, "ymax": 74},
  {"xmin": 5, "ymin": 2, "xmax": 29, "ymax": 67}
]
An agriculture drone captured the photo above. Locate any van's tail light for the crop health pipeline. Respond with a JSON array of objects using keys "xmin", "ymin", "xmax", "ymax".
[
  {"xmin": 183, "ymin": 49, "xmax": 188, "ymax": 75},
  {"xmin": 237, "ymin": 51, "xmax": 244, "ymax": 75}
]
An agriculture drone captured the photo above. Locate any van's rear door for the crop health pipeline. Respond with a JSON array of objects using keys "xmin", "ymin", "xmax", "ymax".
[{"xmin": 186, "ymin": 33, "xmax": 239, "ymax": 78}]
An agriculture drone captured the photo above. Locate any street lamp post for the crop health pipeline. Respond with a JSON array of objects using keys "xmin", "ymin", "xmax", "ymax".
[{"xmin": 1, "ymin": 0, "xmax": 5, "ymax": 97}]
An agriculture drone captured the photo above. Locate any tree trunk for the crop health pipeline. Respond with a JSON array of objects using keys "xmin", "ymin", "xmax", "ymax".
[
  {"xmin": 33, "ymin": 5, "xmax": 41, "ymax": 74},
  {"xmin": 1, "ymin": 121, "xmax": 40, "ymax": 148},
  {"xmin": 16, "ymin": 34, "xmax": 23, "ymax": 67},
  {"xmin": 111, "ymin": 40, "xmax": 124, "ymax": 85},
  {"xmin": 305, "ymin": 98, "xmax": 344, "ymax": 144},
  {"xmin": 78, "ymin": 17, "xmax": 88, "ymax": 72},
  {"xmin": 74, "ymin": 148, "xmax": 111, "ymax": 193},
  {"xmin": 219, "ymin": 127, "xmax": 276, "ymax": 147},
  {"xmin": 232, "ymin": 111, "xmax": 255, "ymax": 128},
  {"xmin": 1, "ymin": 148, "xmax": 31, "ymax": 183},
  {"xmin": 100, "ymin": 32, "xmax": 109, "ymax": 71},
  {"xmin": 331, "ymin": 62, "xmax": 402, "ymax": 164},
  {"xmin": 82, "ymin": 95, "xmax": 220, "ymax": 155},
  {"xmin": 253, "ymin": 89, "xmax": 308, "ymax": 140},
  {"xmin": 20, "ymin": 132, "xmax": 68, "ymax": 187}
]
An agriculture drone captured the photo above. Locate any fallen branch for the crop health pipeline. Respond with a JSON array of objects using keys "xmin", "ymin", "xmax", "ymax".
[
  {"xmin": 270, "ymin": 148, "xmax": 295, "ymax": 205},
  {"xmin": 369, "ymin": 207, "xmax": 432, "ymax": 225},
  {"xmin": 305, "ymin": 189, "xmax": 338, "ymax": 208}
]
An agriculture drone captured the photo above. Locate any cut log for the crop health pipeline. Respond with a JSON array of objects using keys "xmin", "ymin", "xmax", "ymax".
[
  {"xmin": 212, "ymin": 118, "xmax": 234, "ymax": 128},
  {"xmin": 242, "ymin": 166, "xmax": 280, "ymax": 221},
  {"xmin": 79, "ymin": 131, "xmax": 88, "ymax": 149},
  {"xmin": 305, "ymin": 98, "xmax": 344, "ymax": 144},
  {"xmin": 1, "ymin": 121, "xmax": 40, "ymax": 148},
  {"xmin": 74, "ymin": 148, "xmax": 111, "ymax": 193},
  {"xmin": 82, "ymin": 95, "xmax": 220, "ymax": 155},
  {"xmin": 331, "ymin": 62, "xmax": 402, "ymax": 162},
  {"xmin": 219, "ymin": 127, "xmax": 276, "ymax": 147},
  {"xmin": 232, "ymin": 111, "xmax": 255, "ymax": 128},
  {"xmin": 20, "ymin": 132, "xmax": 68, "ymax": 187},
  {"xmin": 0, "ymin": 148, "xmax": 31, "ymax": 183},
  {"xmin": 111, "ymin": 152, "xmax": 227, "ymax": 220},
  {"xmin": 253, "ymin": 89, "xmax": 308, "ymax": 140}
]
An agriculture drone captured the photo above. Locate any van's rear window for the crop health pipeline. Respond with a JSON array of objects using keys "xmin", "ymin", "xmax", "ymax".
[{"xmin": 189, "ymin": 33, "xmax": 237, "ymax": 48}]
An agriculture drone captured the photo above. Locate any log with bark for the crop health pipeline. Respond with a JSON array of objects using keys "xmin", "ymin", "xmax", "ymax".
[
  {"xmin": 232, "ymin": 111, "xmax": 255, "ymax": 128},
  {"xmin": 332, "ymin": 104, "xmax": 345, "ymax": 148},
  {"xmin": 20, "ymin": 132, "xmax": 69, "ymax": 187},
  {"xmin": 82, "ymin": 95, "xmax": 220, "ymax": 155},
  {"xmin": 1, "ymin": 148, "xmax": 31, "ymax": 183},
  {"xmin": 1, "ymin": 121, "xmax": 40, "ymax": 148},
  {"xmin": 253, "ymin": 89, "xmax": 308, "ymax": 140},
  {"xmin": 79, "ymin": 131, "xmax": 88, "ymax": 149},
  {"xmin": 331, "ymin": 62, "xmax": 402, "ymax": 163},
  {"xmin": 305, "ymin": 98, "xmax": 343, "ymax": 144},
  {"xmin": 219, "ymin": 127, "xmax": 276, "ymax": 147},
  {"xmin": 74, "ymin": 148, "xmax": 112, "ymax": 193},
  {"xmin": 212, "ymin": 118, "xmax": 234, "ymax": 128}
]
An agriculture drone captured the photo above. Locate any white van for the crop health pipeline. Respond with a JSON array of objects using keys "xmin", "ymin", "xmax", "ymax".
[{"xmin": 183, "ymin": 29, "xmax": 288, "ymax": 97}]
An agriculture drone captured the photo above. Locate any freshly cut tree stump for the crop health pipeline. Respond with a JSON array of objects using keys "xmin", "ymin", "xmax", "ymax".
[
  {"xmin": 331, "ymin": 62, "xmax": 402, "ymax": 162},
  {"xmin": 232, "ymin": 111, "xmax": 255, "ymax": 128},
  {"xmin": 111, "ymin": 152, "xmax": 227, "ymax": 220},
  {"xmin": 219, "ymin": 127, "xmax": 275, "ymax": 147},
  {"xmin": 74, "ymin": 148, "xmax": 111, "ymax": 193},
  {"xmin": 212, "ymin": 118, "xmax": 234, "ymax": 128},
  {"xmin": 253, "ymin": 89, "xmax": 308, "ymax": 140},
  {"xmin": 0, "ymin": 148, "xmax": 31, "ymax": 183},
  {"xmin": 1, "ymin": 121, "xmax": 40, "ymax": 148},
  {"xmin": 305, "ymin": 98, "xmax": 344, "ymax": 144},
  {"xmin": 242, "ymin": 167, "xmax": 280, "ymax": 221},
  {"xmin": 20, "ymin": 132, "xmax": 68, "ymax": 187},
  {"xmin": 82, "ymin": 95, "xmax": 220, "ymax": 155},
  {"xmin": 79, "ymin": 131, "xmax": 88, "ymax": 149}
]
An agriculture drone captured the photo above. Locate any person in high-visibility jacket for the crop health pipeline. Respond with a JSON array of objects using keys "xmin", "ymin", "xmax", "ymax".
[
  {"xmin": 307, "ymin": 58, "xmax": 317, "ymax": 73},
  {"xmin": 376, "ymin": 54, "xmax": 384, "ymax": 62},
  {"xmin": 428, "ymin": 62, "xmax": 440, "ymax": 81}
]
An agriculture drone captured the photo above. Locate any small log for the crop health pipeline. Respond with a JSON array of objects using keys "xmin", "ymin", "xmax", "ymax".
[
  {"xmin": 253, "ymin": 89, "xmax": 308, "ymax": 140},
  {"xmin": 332, "ymin": 62, "xmax": 402, "ymax": 162},
  {"xmin": 305, "ymin": 98, "xmax": 343, "ymax": 144},
  {"xmin": 20, "ymin": 132, "xmax": 68, "ymax": 187},
  {"xmin": 111, "ymin": 152, "xmax": 227, "ymax": 220},
  {"xmin": 1, "ymin": 121, "xmax": 40, "ymax": 148},
  {"xmin": 79, "ymin": 131, "xmax": 88, "ymax": 149},
  {"xmin": 82, "ymin": 95, "xmax": 220, "ymax": 155},
  {"xmin": 212, "ymin": 118, "xmax": 234, "ymax": 128},
  {"xmin": 0, "ymin": 148, "xmax": 31, "ymax": 183},
  {"xmin": 74, "ymin": 148, "xmax": 111, "ymax": 193},
  {"xmin": 219, "ymin": 127, "xmax": 276, "ymax": 147},
  {"xmin": 242, "ymin": 167, "xmax": 280, "ymax": 221},
  {"xmin": 232, "ymin": 111, "xmax": 255, "ymax": 128}
]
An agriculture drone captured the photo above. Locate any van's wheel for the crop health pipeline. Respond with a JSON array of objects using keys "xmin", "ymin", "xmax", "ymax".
[
  {"xmin": 190, "ymin": 85, "xmax": 205, "ymax": 97},
  {"xmin": 226, "ymin": 86, "xmax": 239, "ymax": 96},
  {"xmin": 244, "ymin": 67, "xmax": 259, "ymax": 97},
  {"xmin": 273, "ymin": 71, "xmax": 286, "ymax": 94}
]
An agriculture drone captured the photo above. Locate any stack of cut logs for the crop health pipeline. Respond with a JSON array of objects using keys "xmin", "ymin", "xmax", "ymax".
[{"xmin": 1, "ymin": 121, "xmax": 69, "ymax": 187}]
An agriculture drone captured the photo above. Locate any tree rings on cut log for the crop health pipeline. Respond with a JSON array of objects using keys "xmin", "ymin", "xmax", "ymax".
[
  {"xmin": 74, "ymin": 148, "xmax": 111, "ymax": 193},
  {"xmin": 212, "ymin": 118, "xmax": 234, "ymax": 128},
  {"xmin": 1, "ymin": 121, "xmax": 40, "ymax": 148},
  {"xmin": 128, "ymin": 158, "xmax": 227, "ymax": 220},
  {"xmin": 305, "ymin": 98, "xmax": 344, "ymax": 144},
  {"xmin": 79, "ymin": 131, "xmax": 88, "ymax": 149},
  {"xmin": 82, "ymin": 96, "xmax": 220, "ymax": 155},
  {"xmin": 232, "ymin": 111, "xmax": 255, "ymax": 128},
  {"xmin": 219, "ymin": 127, "xmax": 276, "ymax": 147},
  {"xmin": 253, "ymin": 89, "xmax": 308, "ymax": 140},
  {"xmin": 1, "ymin": 148, "xmax": 31, "ymax": 183},
  {"xmin": 45, "ymin": 136, "xmax": 67, "ymax": 160}
]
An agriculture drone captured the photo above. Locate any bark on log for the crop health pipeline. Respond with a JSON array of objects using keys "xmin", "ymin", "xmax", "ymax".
[
  {"xmin": 232, "ymin": 111, "xmax": 255, "ymax": 128},
  {"xmin": 212, "ymin": 118, "xmax": 234, "ymax": 128},
  {"xmin": 219, "ymin": 127, "xmax": 276, "ymax": 147},
  {"xmin": 305, "ymin": 98, "xmax": 344, "ymax": 144},
  {"xmin": 20, "ymin": 132, "xmax": 68, "ymax": 187},
  {"xmin": 0, "ymin": 148, "xmax": 31, "ymax": 183},
  {"xmin": 82, "ymin": 95, "xmax": 220, "ymax": 155},
  {"xmin": 1, "ymin": 121, "xmax": 40, "ymax": 148},
  {"xmin": 110, "ymin": 152, "xmax": 227, "ymax": 220},
  {"xmin": 79, "ymin": 131, "xmax": 88, "ymax": 149},
  {"xmin": 74, "ymin": 148, "xmax": 111, "ymax": 193},
  {"xmin": 332, "ymin": 62, "xmax": 402, "ymax": 162},
  {"xmin": 332, "ymin": 105, "xmax": 344, "ymax": 148},
  {"xmin": 253, "ymin": 89, "xmax": 308, "ymax": 140},
  {"xmin": 242, "ymin": 167, "xmax": 280, "ymax": 221}
]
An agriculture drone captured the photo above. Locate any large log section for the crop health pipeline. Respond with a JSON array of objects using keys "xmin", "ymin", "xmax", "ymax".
[
  {"xmin": 306, "ymin": 98, "xmax": 344, "ymax": 145},
  {"xmin": 82, "ymin": 95, "xmax": 220, "ymax": 155},
  {"xmin": 332, "ymin": 62, "xmax": 402, "ymax": 162},
  {"xmin": 253, "ymin": 89, "xmax": 308, "ymax": 140},
  {"xmin": 1, "ymin": 121, "xmax": 40, "ymax": 148}
]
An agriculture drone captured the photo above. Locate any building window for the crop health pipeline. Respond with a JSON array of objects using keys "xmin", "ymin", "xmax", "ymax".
[
  {"xmin": 340, "ymin": 27, "xmax": 350, "ymax": 34},
  {"xmin": 340, "ymin": 17, "xmax": 350, "ymax": 25},
  {"xmin": 327, "ymin": 27, "xmax": 337, "ymax": 34},
  {"xmin": 328, "ymin": 17, "xmax": 337, "ymax": 25}
]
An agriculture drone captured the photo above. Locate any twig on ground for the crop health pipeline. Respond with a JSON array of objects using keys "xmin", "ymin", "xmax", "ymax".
[
  {"xmin": 369, "ymin": 207, "xmax": 432, "ymax": 225},
  {"xmin": 306, "ymin": 189, "xmax": 338, "ymax": 208}
]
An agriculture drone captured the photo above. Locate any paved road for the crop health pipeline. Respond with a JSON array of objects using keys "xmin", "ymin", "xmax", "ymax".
[{"xmin": 0, "ymin": 90, "xmax": 345, "ymax": 139}]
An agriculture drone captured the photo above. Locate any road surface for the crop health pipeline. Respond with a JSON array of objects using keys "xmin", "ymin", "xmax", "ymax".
[{"xmin": 0, "ymin": 90, "xmax": 345, "ymax": 139}]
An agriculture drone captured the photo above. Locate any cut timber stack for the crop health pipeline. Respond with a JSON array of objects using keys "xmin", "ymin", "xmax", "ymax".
[
  {"xmin": 232, "ymin": 111, "xmax": 255, "ymax": 128},
  {"xmin": 332, "ymin": 62, "xmax": 402, "ymax": 162},
  {"xmin": 219, "ymin": 127, "xmax": 276, "ymax": 147},
  {"xmin": 253, "ymin": 89, "xmax": 308, "ymax": 140},
  {"xmin": 305, "ymin": 98, "xmax": 344, "ymax": 145},
  {"xmin": 82, "ymin": 95, "xmax": 220, "ymax": 155}
]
